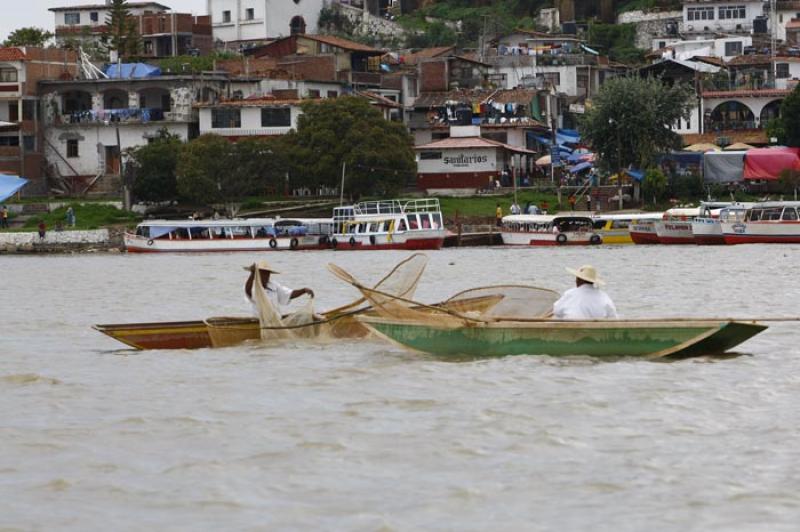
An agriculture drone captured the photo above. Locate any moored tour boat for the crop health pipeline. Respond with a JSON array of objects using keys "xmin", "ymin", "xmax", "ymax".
[
  {"xmin": 720, "ymin": 201, "xmax": 800, "ymax": 244},
  {"xmin": 592, "ymin": 212, "xmax": 662, "ymax": 244},
  {"xmin": 692, "ymin": 203, "xmax": 752, "ymax": 245},
  {"xmin": 629, "ymin": 219, "xmax": 661, "ymax": 244},
  {"xmin": 501, "ymin": 214, "xmax": 602, "ymax": 246},
  {"xmin": 654, "ymin": 207, "xmax": 702, "ymax": 244},
  {"xmin": 124, "ymin": 218, "xmax": 332, "ymax": 253},
  {"xmin": 329, "ymin": 198, "xmax": 446, "ymax": 250}
]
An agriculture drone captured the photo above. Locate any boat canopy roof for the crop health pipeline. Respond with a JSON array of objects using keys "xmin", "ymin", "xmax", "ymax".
[
  {"xmin": 664, "ymin": 207, "xmax": 702, "ymax": 217},
  {"xmin": 502, "ymin": 214, "xmax": 555, "ymax": 223},
  {"xmin": 137, "ymin": 218, "xmax": 277, "ymax": 228},
  {"xmin": 593, "ymin": 212, "xmax": 663, "ymax": 221},
  {"xmin": 748, "ymin": 201, "xmax": 800, "ymax": 209}
]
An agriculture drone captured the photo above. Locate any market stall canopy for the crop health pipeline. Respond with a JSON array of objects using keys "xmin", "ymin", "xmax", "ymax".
[
  {"xmin": 685, "ymin": 143, "xmax": 721, "ymax": 152},
  {"xmin": 723, "ymin": 142, "xmax": 755, "ymax": 151},
  {"xmin": 703, "ymin": 151, "xmax": 746, "ymax": 183},
  {"xmin": 743, "ymin": 147, "xmax": 800, "ymax": 180},
  {"xmin": 535, "ymin": 154, "xmax": 551, "ymax": 166},
  {"xmin": 0, "ymin": 174, "xmax": 28, "ymax": 202},
  {"xmin": 567, "ymin": 149, "xmax": 593, "ymax": 163},
  {"xmin": 568, "ymin": 161, "xmax": 593, "ymax": 174}
]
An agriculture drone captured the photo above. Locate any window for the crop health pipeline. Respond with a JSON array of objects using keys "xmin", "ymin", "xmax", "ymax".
[
  {"xmin": 211, "ymin": 108, "xmax": 241, "ymax": 128},
  {"xmin": 66, "ymin": 139, "xmax": 79, "ymax": 158},
  {"xmin": 687, "ymin": 7, "xmax": 714, "ymax": 20},
  {"xmin": 64, "ymin": 12, "xmax": 80, "ymax": 25},
  {"xmin": 23, "ymin": 136, "xmax": 34, "ymax": 150},
  {"xmin": 0, "ymin": 136, "xmax": 19, "ymax": 146},
  {"xmin": 261, "ymin": 107, "xmax": 291, "ymax": 127},
  {"xmin": 777, "ymin": 63, "xmax": 790, "ymax": 79},
  {"xmin": 542, "ymin": 72, "xmax": 560, "ymax": 86},
  {"xmin": 22, "ymin": 100, "xmax": 35, "ymax": 120},
  {"xmin": 718, "ymin": 5, "xmax": 746, "ymax": 19},
  {"xmin": 725, "ymin": 41, "xmax": 743, "ymax": 56},
  {"xmin": 90, "ymin": 11, "xmax": 99, "ymax": 22},
  {"xmin": 0, "ymin": 68, "xmax": 18, "ymax": 82},
  {"xmin": 658, "ymin": 41, "xmax": 666, "ymax": 49},
  {"xmin": 782, "ymin": 207, "xmax": 798, "ymax": 220},
  {"xmin": 222, "ymin": 10, "xmax": 231, "ymax": 23},
  {"xmin": 245, "ymin": 8, "xmax": 255, "ymax": 20},
  {"xmin": 577, "ymin": 70, "xmax": 588, "ymax": 89},
  {"xmin": 419, "ymin": 151, "xmax": 442, "ymax": 160},
  {"xmin": 327, "ymin": 90, "xmax": 338, "ymax": 98},
  {"xmin": 308, "ymin": 89, "xmax": 320, "ymax": 99}
]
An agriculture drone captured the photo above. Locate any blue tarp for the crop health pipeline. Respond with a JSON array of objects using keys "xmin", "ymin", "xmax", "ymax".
[
  {"xmin": 567, "ymin": 150, "xmax": 593, "ymax": 163},
  {"xmin": 625, "ymin": 168, "xmax": 644, "ymax": 181},
  {"xmin": 0, "ymin": 174, "xmax": 27, "ymax": 202},
  {"xmin": 569, "ymin": 161, "xmax": 593, "ymax": 174},
  {"xmin": 557, "ymin": 128, "xmax": 581, "ymax": 145},
  {"xmin": 105, "ymin": 63, "xmax": 162, "ymax": 78}
]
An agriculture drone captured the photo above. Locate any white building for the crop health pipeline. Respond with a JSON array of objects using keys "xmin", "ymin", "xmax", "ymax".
[
  {"xmin": 207, "ymin": 0, "xmax": 326, "ymax": 44},
  {"xmin": 775, "ymin": 0, "xmax": 800, "ymax": 42},
  {"xmin": 651, "ymin": 35, "xmax": 753, "ymax": 61},
  {"xmin": 198, "ymin": 97, "xmax": 303, "ymax": 138},
  {"xmin": 681, "ymin": 0, "xmax": 764, "ymax": 34}
]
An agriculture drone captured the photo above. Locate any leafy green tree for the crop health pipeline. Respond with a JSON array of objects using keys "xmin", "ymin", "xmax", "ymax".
[
  {"xmin": 176, "ymin": 134, "xmax": 234, "ymax": 206},
  {"xmin": 579, "ymin": 76, "xmax": 693, "ymax": 174},
  {"xmin": 3, "ymin": 27, "xmax": 54, "ymax": 47},
  {"xmin": 587, "ymin": 22, "xmax": 644, "ymax": 64},
  {"xmin": 642, "ymin": 168, "xmax": 667, "ymax": 204},
  {"xmin": 779, "ymin": 169, "xmax": 800, "ymax": 199},
  {"xmin": 777, "ymin": 84, "xmax": 800, "ymax": 146},
  {"xmin": 106, "ymin": 0, "xmax": 140, "ymax": 58},
  {"xmin": 282, "ymin": 96, "xmax": 416, "ymax": 197},
  {"xmin": 127, "ymin": 129, "xmax": 182, "ymax": 202}
]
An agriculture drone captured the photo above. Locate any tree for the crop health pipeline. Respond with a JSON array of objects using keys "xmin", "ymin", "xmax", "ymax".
[
  {"xmin": 579, "ymin": 76, "xmax": 694, "ymax": 175},
  {"xmin": 776, "ymin": 84, "xmax": 800, "ymax": 147},
  {"xmin": 282, "ymin": 96, "xmax": 416, "ymax": 197},
  {"xmin": 3, "ymin": 27, "xmax": 54, "ymax": 47},
  {"xmin": 642, "ymin": 168, "xmax": 667, "ymax": 205},
  {"xmin": 106, "ymin": 0, "xmax": 140, "ymax": 58},
  {"xmin": 127, "ymin": 129, "xmax": 182, "ymax": 202},
  {"xmin": 779, "ymin": 169, "xmax": 800, "ymax": 200}
]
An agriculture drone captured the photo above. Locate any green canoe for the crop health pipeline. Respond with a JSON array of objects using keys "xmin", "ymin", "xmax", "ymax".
[{"xmin": 358, "ymin": 317, "xmax": 768, "ymax": 359}]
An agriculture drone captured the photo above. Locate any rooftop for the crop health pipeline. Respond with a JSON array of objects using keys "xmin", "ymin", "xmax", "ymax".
[
  {"xmin": 195, "ymin": 97, "xmax": 302, "ymax": 108},
  {"xmin": 403, "ymin": 46, "xmax": 456, "ymax": 65},
  {"xmin": 415, "ymin": 136, "xmax": 536, "ymax": 154},
  {"xmin": 414, "ymin": 88, "xmax": 542, "ymax": 108},
  {"xmin": 0, "ymin": 48, "xmax": 26, "ymax": 61},
  {"xmin": 49, "ymin": 2, "xmax": 170, "ymax": 11},
  {"xmin": 300, "ymin": 34, "xmax": 383, "ymax": 54}
]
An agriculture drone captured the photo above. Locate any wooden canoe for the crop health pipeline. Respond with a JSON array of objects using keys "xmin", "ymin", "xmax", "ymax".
[
  {"xmin": 93, "ymin": 320, "xmax": 215, "ymax": 350},
  {"xmin": 357, "ymin": 317, "xmax": 768, "ymax": 359}
]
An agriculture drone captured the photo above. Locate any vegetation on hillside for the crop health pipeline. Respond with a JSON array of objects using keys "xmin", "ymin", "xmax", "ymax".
[
  {"xmin": 23, "ymin": 203, "xmax": 139, "ymax": 231},
  {"xmin": 587, "ymin": 22, "xmax": 644, "ymax": 64},
  {"xmin": 2, "ymin": 27, "xmax": 53, "ymax": 47}
]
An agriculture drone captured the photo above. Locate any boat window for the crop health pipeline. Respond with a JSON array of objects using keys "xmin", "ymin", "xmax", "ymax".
[
  {"xmin": 406, "ymin": 215, "xmax": 419, "ymax": 230},
  {"xmin": 764, "ymin": 208, "xmax": 783, "ymax": 221},
  {"xmin": 136, "ymin": 226, "xmax": 149, "ymax": 237},
  {"xmin": 782, "ymin": 208, "xmax": 798, "ymax": 221},
  {"xmin": 749, "ymin": 209, "xmax": 762, "ymax": 221},
  {"xmin": 357, "ymin": 223, "xmax": 367, "ymax": 233},
  {"xmin": 592, "ymin": 220, "xmax": 606, "ymax": 230},
  {"xmin": 431, "ymin": 213, "xmax": 442, "ymax": 229},
  {"xmin": 420, "ymin": 214, "xmax": 431, "ymax": 229},
  {"xmin": 398, "ymin": 219, "xmax": 407, "ymax": 231},
  {"xmin": 611, "ymin": 220, "xmax": 630, "ymax": 229},
  {"xmin": 368, "ymin": 222, "xmax": 379, "ymax": 233},
  {"xmin": 383, "ymin": 221, "xmax": 391, "ymax": 232},
  {"xmin": 347, "ymin": 224, "xmax": 356, "ymax": 234}
]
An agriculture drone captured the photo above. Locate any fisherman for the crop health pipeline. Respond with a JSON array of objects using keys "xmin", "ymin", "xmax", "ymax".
[
  {"xmin": 552, "ymin": 264, "xmax": 617, "ymax": 319},
  {"xmin": 244, "ymin": 260, "xmax": 314, "ymax": 314}
]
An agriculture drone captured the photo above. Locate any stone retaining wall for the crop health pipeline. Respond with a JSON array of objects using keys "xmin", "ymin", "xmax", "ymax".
[{"xmin": 0, "ymin": 229, "xmax": 118, "ymax": 253}]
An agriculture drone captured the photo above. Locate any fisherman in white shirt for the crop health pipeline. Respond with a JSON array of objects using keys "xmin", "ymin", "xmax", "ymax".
[
  {"xmin": 244, "ymin": 260, "xmax": 314, "ymax": 315},
  {"xmin": 552, "ymin": 264, "xmax": 618, "ymax": 319}
]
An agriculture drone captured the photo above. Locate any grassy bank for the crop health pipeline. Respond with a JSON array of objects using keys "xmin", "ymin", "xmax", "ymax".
[
  {"xmin": 19, "ymin": 203, "xmax": 140, "ymax": 232},
  {"xmin": 439, "ymin": 190, "xmax": 561, "ymax": 220}
]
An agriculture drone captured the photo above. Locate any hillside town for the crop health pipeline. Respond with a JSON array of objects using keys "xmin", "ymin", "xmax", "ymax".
[{"xmin": 2, "ymin": 0, "xmax": 800, "ymax": 246}]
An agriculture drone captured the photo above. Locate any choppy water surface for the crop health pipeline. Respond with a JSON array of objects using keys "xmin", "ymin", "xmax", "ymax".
[{"xmin": 2, "ymin": 246, "xmax": 800, "ymax": 531}]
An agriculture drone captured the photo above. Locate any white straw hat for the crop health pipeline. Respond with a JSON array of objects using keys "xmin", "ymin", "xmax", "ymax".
[
  {"xmin": 243, "ymin": 260, "xmax": 280, "ymax": 274},
  {"xmin": 565, "ymin": 264, "xmax": 604, "ymax": 286}
]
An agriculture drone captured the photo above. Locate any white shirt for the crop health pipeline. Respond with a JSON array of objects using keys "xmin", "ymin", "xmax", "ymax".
[
  {"xmin": 553, "ymin": 284, "xmax": 618, "ymax": 319},
  {"xmin": 246, "ymin": 280, "xmax": 293, "ymax": 314}
]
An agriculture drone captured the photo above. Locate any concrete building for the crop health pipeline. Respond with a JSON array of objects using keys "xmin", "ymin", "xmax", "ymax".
[
  {"xmin": 650, "ymin": 35, "xmax": 753, "ymax": 61},
  {"xmin": 50, "ymin": 2, "xmax": 213, "ymax": 58},
  {"xmin": 775, "ymin": 0, "xmax": 800, "ymax": 43},
  {"xmin": 0, "ymin": 47, "xmax": 79, "ymax": 193},
  {"xmin": 207, "ymin": 0, "xmax": 327, "ymax": 45},
  {"xmin": 681, "ymin": 0, "xmax": 764, "ymax": 34},
  {"xmin": 39, "ymin": 73, "xmax": 231, "ymax": 195}
]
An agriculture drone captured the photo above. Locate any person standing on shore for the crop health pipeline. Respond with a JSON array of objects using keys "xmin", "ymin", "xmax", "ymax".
[
  {"xmin": 37, "ymin": 221, "xmax": 46, "ymax": 240},
  {"xmin": 495, "ymin": 203, "xmax": 503, "ymax": 227},
  {"xmin": 1, "ymin": 205, "xmax": 8, "ymax": 228},
  {"xmin": 66, "ymin": 206, "xmax": 76, "ymax": 227}
]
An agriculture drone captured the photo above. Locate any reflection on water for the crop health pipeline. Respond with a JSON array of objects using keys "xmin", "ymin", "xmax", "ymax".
[{"xmin": 2, "ymin": 246, "xmax": 800, "ymax": 530}]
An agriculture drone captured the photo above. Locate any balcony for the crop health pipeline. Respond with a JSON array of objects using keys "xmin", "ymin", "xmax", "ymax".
[{"xmin": 55, "ymin": 108, "xmax": 193, "ymax": 126}]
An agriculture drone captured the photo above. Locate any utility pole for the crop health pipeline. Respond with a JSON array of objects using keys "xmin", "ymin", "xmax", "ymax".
[{"xmin": 339, "ymin": 161, "xmax": 346, "ymax": 206}]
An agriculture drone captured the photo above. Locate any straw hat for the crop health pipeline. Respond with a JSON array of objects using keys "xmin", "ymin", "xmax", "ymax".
[
  {"xmin": 565, "ymin": 264, "xmax": 604, "ymax": 286},
  {"xmin": 243, "ymin": 260, "xmax": 280, "ymax": 274}
]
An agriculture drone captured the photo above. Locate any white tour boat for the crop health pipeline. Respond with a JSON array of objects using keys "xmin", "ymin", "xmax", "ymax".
[
  {"xmin": 592, "ymin": 212, "xmax": 662, "ymax": 244},
  {"xmin": 653, "ymin": 207, "xmax": 703, "ymax": 244},
  {"xmin": 720, "ymin": 201, "xmax": 800, "ymax": 244},
  {"xmin": 692, "ymin": 203, "xmax": 752, "ymax": 245},
  {"xmin": 501, "ymin": 214, "xmax": 602, "ymax": 246},
  {"xmin": 124, "ymin": 218, "xmax": 333, "ymax": 253},
  {"xmin": 329, "ymin": 198, "xmax": 446, "ymax": 250}
]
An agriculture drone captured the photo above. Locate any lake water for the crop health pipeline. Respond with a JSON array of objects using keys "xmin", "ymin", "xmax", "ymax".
[{"xmin": 2, "ymin": 246, "xmax": 800, "ymax": 531}]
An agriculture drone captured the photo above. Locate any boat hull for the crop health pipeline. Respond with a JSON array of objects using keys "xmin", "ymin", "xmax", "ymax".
[
  {"xmin": 329, "ymin": 233, "xmax": 445, "ymax": 250},
  {"xmin": 629, "ymin": 224, "xmax": 660, "ymax": 244},
  {"xmin": 692, "ymin": 219, "xmax": 725, "ymax": 245},
  {"xmin": 501, "ymin": 231, "xmax": 601, "ymax": 246},
  {"xmin": 721, "ymin": 221, "xmax": 800, "ymax": 244},
  {"xmin": 94, "ymin": 321, "xmax": 212, "ymax": 350},
  {"xmin": 655, "ymin": 221, "xmax": 695, "ymax": 244},
  {"xmin": 360, "ymin": 318, "xmax": 767, "ymax": 359},
  {"xmin": 125, "ymin": 234, "xmax": 326, "ymax": 253}
]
